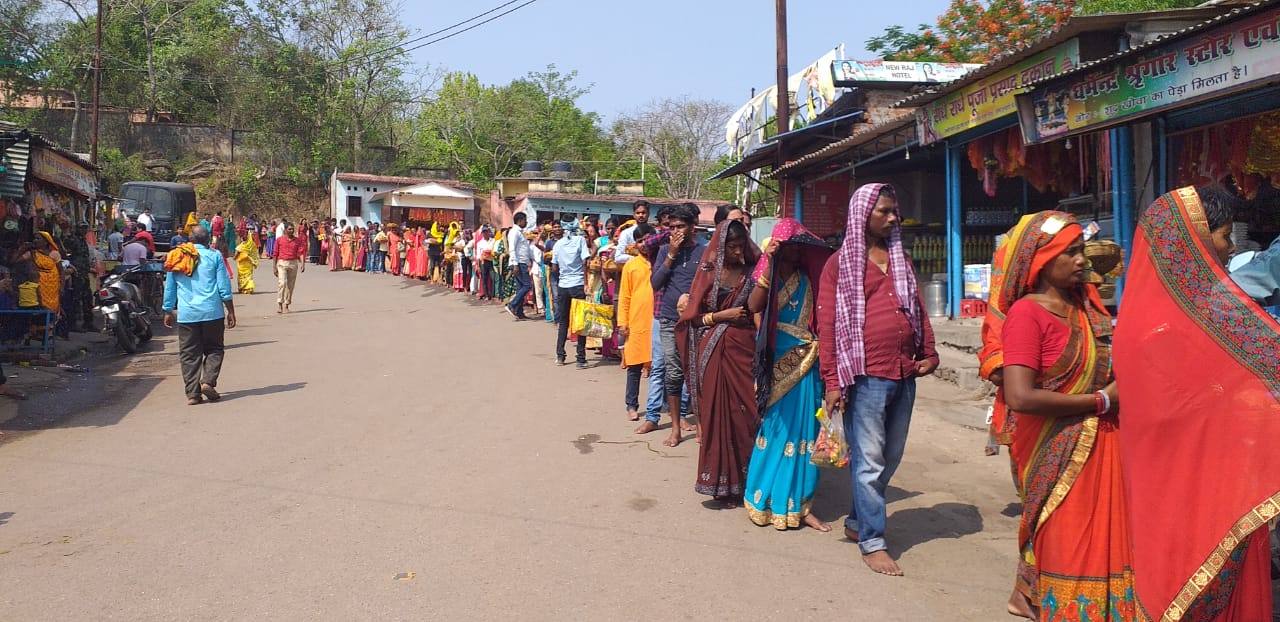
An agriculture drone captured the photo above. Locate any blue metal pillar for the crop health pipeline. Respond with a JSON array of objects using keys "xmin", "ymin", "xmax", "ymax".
[
  {"xmin": 1155, "ymin": 117, "xmax": 1168, "ymax": 196},
  {"xmin": 1113, "ymin": 126, "xmax": 1135, "ymax": 301},
  {"xmin": 945, "ymin": 143, "xmax": 963, "ymax": 318}
]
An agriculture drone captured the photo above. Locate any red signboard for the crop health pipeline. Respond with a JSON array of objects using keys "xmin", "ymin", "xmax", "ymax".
[
  {"xmin": 780, "ymin": 179, "xmax": 850, "ymax": 238},
  {"xmin": 407, "ymin": 208, "xmax": 466, "ymax": 225}
]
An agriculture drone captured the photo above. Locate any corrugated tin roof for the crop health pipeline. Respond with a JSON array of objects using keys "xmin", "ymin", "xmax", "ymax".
[
  {"xmin": 336, "ymin": 172, "xmax": 476, "ymax": 190},
  {"xmin": 892, "ymin": 7, "xmax": 1236, "ymax": 109},
  {"xmin": 0, "ymin": 139, "xmax": 29, "ymax": 199},
  {"xmin": 1020, "ymin": 0, "xmax": 1278, "ymax": 91}
]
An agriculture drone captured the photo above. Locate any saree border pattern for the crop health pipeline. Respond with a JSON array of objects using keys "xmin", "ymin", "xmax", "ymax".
[
  {"xmin": 1140, "ymin": 187, "xmax": 1280, "ymax": 400},
  {"xmin": 1161, "ymin": 493, "xmax": 1280, "ymax": 621},
  {"xmin": 767, "ymin": 272, "xmax": 818, "ymax": 408},
  {"xmin": 1138, "ymin": 187, "xmax": 1280, "ymax": 620}
]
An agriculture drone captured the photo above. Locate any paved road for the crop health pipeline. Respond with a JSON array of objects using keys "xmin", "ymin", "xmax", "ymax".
[{"xmin": 0, "ymin": 263, "xmax": 1022, "ymax": 620}]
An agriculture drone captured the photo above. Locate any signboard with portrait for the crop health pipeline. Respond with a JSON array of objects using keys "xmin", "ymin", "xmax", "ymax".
[
  {"xmin": 407, "ymin": 207, "xmax": 467, "ymax": 225},
  {"xmin": 916, "ymin": 39, "xmax": 1080, "ymax": 145},
  {"xmin": 1016, "ymin": 6, "xmax": 1280, "ymax": 144},
  {"xmin": 832, "ymin": 60, "xmax": 980, "ymax": 86}
]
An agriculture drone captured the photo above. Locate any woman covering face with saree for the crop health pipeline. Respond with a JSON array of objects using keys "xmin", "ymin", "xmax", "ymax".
[
  {"xmin": 996, "ymin": 211, "xmax": 1134, "ymax": 620},
  {"xmin": 676, "ymin": 219, "xmax": 761, "ymax": 505},
  {"xmin": 743, "ymin": 218, "xmax": 832, "ymax": 531},
  {"xmin": 1114, "ymin": 186, "xmax": 1278, "ymax": 622}
]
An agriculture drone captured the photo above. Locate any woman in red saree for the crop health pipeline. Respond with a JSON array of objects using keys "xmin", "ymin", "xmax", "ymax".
[
  {"xmin": 1114, "ymin": 186, "xmax": 1279, "ymax": 622},
  {"xmin": 997, "ymin": 211, "xmax": 1135, "ymax": 620},
  {"xmin": 677, "ymin": 220, "xmax": 761, "ymax": 506},
  {"xmin": 353, "ymin": 227, "xmax": 367, "ymax": 272}
]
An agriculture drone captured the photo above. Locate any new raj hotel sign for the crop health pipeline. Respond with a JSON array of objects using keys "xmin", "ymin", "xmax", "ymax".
[
  {"xmin": 916, "ymin": 39, "xmax": 1081, "ymax": 145},
  {"xmin": 1018, "ymin": 6, "xmax": 1280, "ymax": 144}
]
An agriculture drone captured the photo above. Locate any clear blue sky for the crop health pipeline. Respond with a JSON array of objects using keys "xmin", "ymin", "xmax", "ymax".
[{"xmin": 402, "ymin": 0, "xmax": 954, "ymax": 121}]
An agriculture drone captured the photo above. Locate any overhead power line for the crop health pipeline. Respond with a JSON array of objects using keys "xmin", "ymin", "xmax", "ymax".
[{"xmin": 333, "ymin": 0, "xmax": 539, "ymax": 68}]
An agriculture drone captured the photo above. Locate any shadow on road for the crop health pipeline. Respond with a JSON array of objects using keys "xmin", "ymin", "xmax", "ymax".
[
  {"xmin": 811, "ymin": 482, "xmax": 922, "ymax": 526},
  {"xmin": 1, "ymin": 335, "xmax": 167, "ymax": 437},
  {"xmin": 0, "ymin": 511, "xmax": 12, "ymax": 526},
  {"xmin": 289, "ymin": 308, "xmax": 340, "ymax": 314},
  {"xmin": 225, "ymin": 340, "xmax": 277, "ymax": 350},
  {"xmin": 888, "ymin": 501, "xmax": 984, "ymax": 556},
  {"xmin": 219, "ymin": 382, "xmax": 307, "ymax": 401}
]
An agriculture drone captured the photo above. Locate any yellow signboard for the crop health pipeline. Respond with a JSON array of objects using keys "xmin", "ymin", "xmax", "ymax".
[{"xmin": 917, "ymin": 39, "xmax": 1080, "ymax": 144}]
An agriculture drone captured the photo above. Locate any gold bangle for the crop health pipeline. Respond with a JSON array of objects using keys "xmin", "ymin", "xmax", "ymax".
[
  {"xmin": 756, "ymin": 276, "xmax": 770, "ymax": 289},
  {"xmin": 703, "ymin": 313, "xmax": 714, "ymax": 326}
]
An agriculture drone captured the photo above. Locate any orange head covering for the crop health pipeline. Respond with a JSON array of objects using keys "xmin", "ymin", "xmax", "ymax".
[
  {"xmin": 37, "ymin": 231, "xmax": 59, "ymax": 253},
  {"xmin": 979, "ymin": 211, "xmax": 1109, "ymax": 446}
]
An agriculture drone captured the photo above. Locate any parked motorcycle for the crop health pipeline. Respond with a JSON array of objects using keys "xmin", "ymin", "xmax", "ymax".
[{"xmin": 95, "ymin": 264, "xmax": 155, "ymax": 353}]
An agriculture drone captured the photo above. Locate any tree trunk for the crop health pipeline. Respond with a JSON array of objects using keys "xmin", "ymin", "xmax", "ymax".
[
  {"xmin": 352, "ymin": 116, "xmax": 363, "ymax": 172},
  {"xmin": 69, "ymin": 88, "xmax": 82, "ymax": 152},
  {"xmin": 145, "ymin": 32, "xmax": 158, "ymax": 123}
]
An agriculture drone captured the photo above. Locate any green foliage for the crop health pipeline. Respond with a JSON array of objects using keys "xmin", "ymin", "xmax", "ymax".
[
  {"xmin": 98, "ymin": 148, "xmax": 150, "ymax": 194},
  {"xmin": 405, "ymin": 66, "xmax": 621, "ymax": 192},
  {"xmin": 224, "ymin": 165, "xmax": 259, "ymax": 209},
  {"xmin": 1075, "ymin": 0, "xmax": 1201, "ymax": 14}
]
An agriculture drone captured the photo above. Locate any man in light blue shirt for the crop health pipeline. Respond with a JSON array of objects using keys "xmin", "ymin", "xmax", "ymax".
[
  {"xmin": 162, "ymin": 226, "xmax": 236, "ymax": 405},
  {"xmin": 551, "ymin": 218, "xmax": 592, "ymax": 367}
]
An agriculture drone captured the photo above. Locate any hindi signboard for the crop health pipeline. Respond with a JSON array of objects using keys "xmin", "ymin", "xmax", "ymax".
[
  {"xmin": 1016, "ymin": 6, "xmax": 1280, "ymax": 144},
  {"xmin": 832, "ymin": 60, "xmax": 979, "ymax": 86},
  {"xmin": 916, "ymin": 39, "xmax": 1080, "ymax": 145},
  {"xmin": 30, "ymin": 146, "xmax": 96, "ymax": 198}
]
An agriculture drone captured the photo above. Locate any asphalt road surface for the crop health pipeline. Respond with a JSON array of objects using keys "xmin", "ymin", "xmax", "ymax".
[{"xmin": 0, "ymin": 263, "xmax": 1024, "ymax": 620}]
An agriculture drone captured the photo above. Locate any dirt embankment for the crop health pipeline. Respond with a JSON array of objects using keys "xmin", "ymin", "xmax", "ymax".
[{"xmin": 190, "ymin": 172, "xmax": 329, "ymax": 224}]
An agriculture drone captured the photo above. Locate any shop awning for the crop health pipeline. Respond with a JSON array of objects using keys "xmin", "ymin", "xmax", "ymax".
[
  {"xmin": 769, "ymin": 110, "xmax": 917, "ymax": 179},
  {"xmin": 1014, "ymin": 0, "xmax": 1280, "ymax": 144},
  {"xmin": 709, "ymin": 143, "xmax": 778, "ymax": 180}
]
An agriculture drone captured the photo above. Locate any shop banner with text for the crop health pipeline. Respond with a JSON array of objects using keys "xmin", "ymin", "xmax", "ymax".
[
  {"xmin": 832, "ymin": 60, "xmax": 980, "ymax": 86},
  {"xmin": 916, "ymin": 39, "xmax": 1080, "ymax": 145},
  {"xmin": 31, "ymin": 147, "xmax": 97, "ymax": 198},
  {"xmin": 1017, "ymin": 6, "xmax": 1280, "ymax": 144}
]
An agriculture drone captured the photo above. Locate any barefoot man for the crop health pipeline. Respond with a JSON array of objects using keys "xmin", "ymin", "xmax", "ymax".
[
  {"xmin": 817, "ymin": 184, "xmax": 938, "ymax": 576},
  {"xmin": 273, "ymin": 220, "xmax": 306, "ymax": 314},
  {"xmin": 643, "ymin": 203, "xmax": 703, "ymax": 447}
]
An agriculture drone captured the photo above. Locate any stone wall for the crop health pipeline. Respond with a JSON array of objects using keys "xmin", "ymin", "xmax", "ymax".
[{"xmin": 13, "ymin": 109, "xmax": 302, "ymax": 167}]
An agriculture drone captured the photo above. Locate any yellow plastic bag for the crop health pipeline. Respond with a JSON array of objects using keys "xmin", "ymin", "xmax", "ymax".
[{"xmin": 570, "ymin": 298, "xmax": 614, "ymax": 339}]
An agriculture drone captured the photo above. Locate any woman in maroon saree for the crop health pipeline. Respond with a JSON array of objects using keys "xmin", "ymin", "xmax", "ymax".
[{"xmin": 677, "ymin": 220, "xmax": 762, "ymax": 505}]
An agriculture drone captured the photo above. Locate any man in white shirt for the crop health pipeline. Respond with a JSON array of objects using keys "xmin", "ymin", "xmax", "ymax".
[
  {"xmin": 504, "ymin": 211, "xmax": 534, "ymax": 320},
  {"xmin": 612, "ymin": 200, "xmax": 650, "ymax": 266},
  {"xmin": 136, "ymin": 207, "xmax": 154, "ymax": 232}
]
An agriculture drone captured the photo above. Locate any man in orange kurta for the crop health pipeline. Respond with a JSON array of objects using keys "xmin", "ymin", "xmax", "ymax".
[{"xmin": 617, "ymin": 224, "xmax": 654, "ymax": 422}]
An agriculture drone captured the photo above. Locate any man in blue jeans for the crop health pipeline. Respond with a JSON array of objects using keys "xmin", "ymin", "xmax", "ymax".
[
  {"xmin": 505, "ymin": 212, "xmax": 534, "ymax": 320},
  {"xmin": 643, "ymin": 203, "xmax": 704, "ymax": 447},
  {"xmin": 552, "ymin": 218, "xmax": 591, "ymax": 368},
  {"xmin": 817, "ymin": 183, "xmax": 938, "ymax": 577}
]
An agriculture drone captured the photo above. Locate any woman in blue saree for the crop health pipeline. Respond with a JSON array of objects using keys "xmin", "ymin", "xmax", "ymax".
[{"xmin": 744, "ymin": 218, "xmax": 834, "ymax": 531}]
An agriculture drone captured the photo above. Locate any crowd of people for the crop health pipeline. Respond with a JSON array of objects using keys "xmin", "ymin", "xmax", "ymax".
[
  {"xmin": 15, "ymin": 177, "xmax": 1276, "ymax": 619},
  {"xmin": 269, "ymin": 185, "xmax": 1277, "ymax": 619}
]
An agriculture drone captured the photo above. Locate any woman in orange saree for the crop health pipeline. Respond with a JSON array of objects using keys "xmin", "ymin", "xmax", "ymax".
[
  {"xmin": 387, "ymin": 224, "xmax": 403, "ymax": 275},
  {"xmin": 1114, "ymin": 186, "xmax": 1279, "ymax": 622},
  {"xmin": 997, "ymin": 211, "xmax": 1135, "ymax": 621}
]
